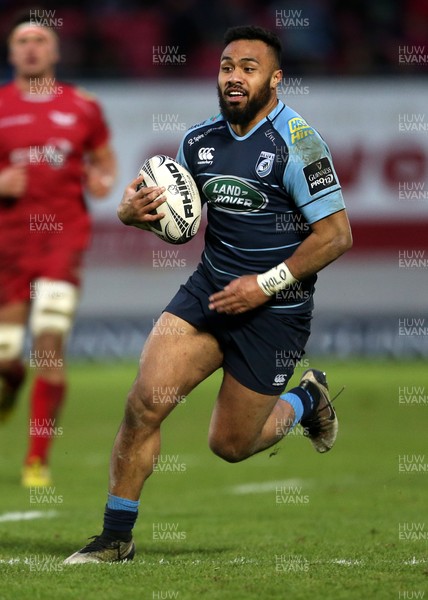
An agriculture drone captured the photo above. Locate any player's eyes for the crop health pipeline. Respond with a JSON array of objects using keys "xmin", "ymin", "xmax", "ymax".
[{"xmin": 16, "ymin": 37, "xmax": 45, "ymax": 45}]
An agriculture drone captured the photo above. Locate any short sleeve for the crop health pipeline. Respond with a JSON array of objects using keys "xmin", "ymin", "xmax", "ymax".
[
  {"xmin": 86, "ymin": 100, "xmax": 110, "ymax": 151},
  {"xmin": 283, "ymin": 122, "xmax": 345, "ymax": 224},
  {"xmin": 75, "ymin": 88, "xmax": 110, "ymax": 152}
]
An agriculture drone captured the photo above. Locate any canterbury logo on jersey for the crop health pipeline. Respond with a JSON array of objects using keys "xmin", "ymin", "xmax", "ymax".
[
  {"xmin": 197, "ymin": 147, "xmax": 215, "ymax": 163},
  {"xmin": 273, "ymin": 373, "xmax": 288, "ymax": 386}
]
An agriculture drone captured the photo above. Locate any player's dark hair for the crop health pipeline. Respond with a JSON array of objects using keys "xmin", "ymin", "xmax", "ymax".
[
  {"xmin": 223, "ymin": 26, "xmax": 282, "ymax": 68},
  {"xmin": 7, "ymin": 6, "xmax": 57, "ymax": 40}
]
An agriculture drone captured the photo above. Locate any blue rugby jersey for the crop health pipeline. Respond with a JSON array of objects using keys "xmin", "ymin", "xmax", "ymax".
[{"xmin": 176, "ymin": 101, "xmax": 345, "ymax": 313}]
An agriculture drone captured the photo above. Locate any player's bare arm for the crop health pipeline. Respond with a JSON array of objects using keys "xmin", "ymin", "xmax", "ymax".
[
  {"xmin": 209, "ymin": 209, "xmax": 352, "ymax": 314},
  {"xmin": 117, "ymin": 176, "xmax": 166, "ymax": 227},
  {"xmin": 85, "ymin": 143, "xmax": 117, "ymax": 198},
  {"xmin": 0, "ymin": 165, "xmax": 27, "ymax": 198},
  {"xmin": 285, "ymin": 208, "xmax": 352, "ymax": 281}
]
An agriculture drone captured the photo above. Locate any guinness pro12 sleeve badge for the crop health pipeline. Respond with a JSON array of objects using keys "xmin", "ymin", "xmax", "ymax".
[{"xmin": 303, "ymin": 157, "xmax": 337, "ymax": 196}]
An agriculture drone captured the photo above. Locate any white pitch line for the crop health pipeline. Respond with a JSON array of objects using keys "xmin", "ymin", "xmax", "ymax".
[
  {"xmin": 0, "ymin": 556, "xmax": 425, "ymax": 567},
  {"xmin": 228, "ymin": 479, "xmax": 308, "ymax": 495},
  {"xmin": 0, "ymin": 510, "xmax": 57, "ymax": 523},
  {"xmin": 0, "ymin": 559, "xmax": 21, "ymax": 564},
  {"xmin": 403, "ymin": 557, "xmax": 427, "ymax": 565}
]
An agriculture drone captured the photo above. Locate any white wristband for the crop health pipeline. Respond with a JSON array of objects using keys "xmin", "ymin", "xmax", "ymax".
[{"xmin": 257, "ymin": 263, "xmax": 298, "ymax": 297}]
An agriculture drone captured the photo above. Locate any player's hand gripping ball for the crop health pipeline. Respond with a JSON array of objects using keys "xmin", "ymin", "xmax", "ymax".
[{"xmin": 137, "ymin": 155, "xmax": 201, "ymax": 244}]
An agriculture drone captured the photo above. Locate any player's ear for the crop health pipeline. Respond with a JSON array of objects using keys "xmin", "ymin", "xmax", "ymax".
[{"xmin": 271, "ymin": 69, "xmax": 282, "ymax": 90}]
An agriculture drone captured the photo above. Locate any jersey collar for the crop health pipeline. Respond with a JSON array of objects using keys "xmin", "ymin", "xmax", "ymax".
[
  {"xmin": 13, "ymin": 81, "xmax": 57, "ymax": 103},
  {"xmin": 227, "ymin": 100, "xmax": 286, "ymax": 141}
]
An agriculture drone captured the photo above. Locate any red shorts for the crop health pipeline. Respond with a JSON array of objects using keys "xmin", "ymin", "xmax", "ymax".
[{"xmin": 0, "ymin": 216, "xmax": 90, "ymax": 307}]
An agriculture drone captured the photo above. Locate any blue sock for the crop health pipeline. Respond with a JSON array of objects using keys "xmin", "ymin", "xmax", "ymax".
[
  {"xmin": 107, "ymin": 494, "xmax": 139, "ymax": 512},
  {"xmin": 280, "ymin": 392, "xmax": 303, "ymax": 429},
  {"xmin": 280, "ymin": 386, "xmax": 316, "ymax": 428},
  {"xmin": 102, "ymin": 494, "xmax": 140, "ymax": 540}
]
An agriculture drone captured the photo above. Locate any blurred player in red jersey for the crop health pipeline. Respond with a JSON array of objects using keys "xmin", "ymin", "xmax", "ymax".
[{"xmin": 0, "ymin": 16, "xmax": 117, "ymax": 486}]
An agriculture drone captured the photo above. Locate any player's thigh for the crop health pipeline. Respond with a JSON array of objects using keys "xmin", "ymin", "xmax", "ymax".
[
  {"xmin": 0, "ymin": 301, "xmax": 29, "ymax": 323},
  {"xmin": 129, "ymin": 311, "xmax": 223, "ymax": 420},
  {"xmin": 209, "ymin": 371, "xmax": 279, "ymax": 445},
  {"xmin": 0, "ymin": 259, "xmax": 31, "ymax": 323},
  {"xmin": 0, "ymin": 302, "xmax": 29, "ymax": 364}
]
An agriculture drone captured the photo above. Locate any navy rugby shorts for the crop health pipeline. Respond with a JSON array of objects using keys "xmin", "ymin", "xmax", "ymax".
[{"xmin": 163, "ymin": 264, "xmax": 311, "ymax": 395}]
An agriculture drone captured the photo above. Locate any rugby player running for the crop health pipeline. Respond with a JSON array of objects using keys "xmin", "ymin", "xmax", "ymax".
[
  {"xmin": 65, "ymin": 25, "xmax": 352, "ymax": 563},
  {"xmin": 0, "ymin": 15, "xmax": 116, "ymax": 486}
]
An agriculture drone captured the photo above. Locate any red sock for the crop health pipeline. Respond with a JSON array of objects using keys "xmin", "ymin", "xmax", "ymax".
[{"xmin": 26, "ymin": 377, "xmax": 66, "ymax": 465}]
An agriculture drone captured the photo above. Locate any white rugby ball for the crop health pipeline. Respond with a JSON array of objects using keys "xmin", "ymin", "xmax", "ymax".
[{"xmin": 137, "ymin": 155, "xmax": 201, "ymax": 244}]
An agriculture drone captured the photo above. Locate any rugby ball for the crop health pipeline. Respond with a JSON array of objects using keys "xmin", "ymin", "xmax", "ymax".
[{"xmin": 137, "ymin": 155, "xmax": 201, "ymax": 244}]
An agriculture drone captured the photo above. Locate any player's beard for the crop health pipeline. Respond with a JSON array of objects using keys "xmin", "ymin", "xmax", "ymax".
[{"xmin": 217, "ymin": 78, "xmax": 272, "ymax": 126}]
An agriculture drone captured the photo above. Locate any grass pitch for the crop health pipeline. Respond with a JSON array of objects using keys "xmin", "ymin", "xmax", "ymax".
[{"xmin": 0, "ymin": 359, "xmax": 427, "ymax": 599}]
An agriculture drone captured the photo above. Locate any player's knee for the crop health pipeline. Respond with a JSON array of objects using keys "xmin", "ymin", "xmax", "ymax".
[
  {"xmin": 124, "ymin": 382, "xmax": 166, "ymax": 429},
  {"xmin": 208, "ymin": 433, "xmax": 251, "ymax": 463},
  {"xmin": 29, "ymin": 278, "xmax": 78, "ymax": 338},
  {"xmin": 0, "ymin": 323, "xmax": 26, "ymax": 363}
]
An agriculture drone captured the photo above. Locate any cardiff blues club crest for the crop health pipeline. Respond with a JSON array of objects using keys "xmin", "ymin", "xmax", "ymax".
[{"xmin": 255, "ymin": 151, "xmax": 275, "ymax": 177}]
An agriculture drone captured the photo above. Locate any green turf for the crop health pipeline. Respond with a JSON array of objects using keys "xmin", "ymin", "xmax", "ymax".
[{"xmin": 0, "ymin": 359, "xmax": 427, "ymax": 600}]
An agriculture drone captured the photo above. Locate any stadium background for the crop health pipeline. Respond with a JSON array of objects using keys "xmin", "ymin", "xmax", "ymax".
[{"xmin": 1, "ymin": 0, "xmax": 427, "ymax": 360}]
